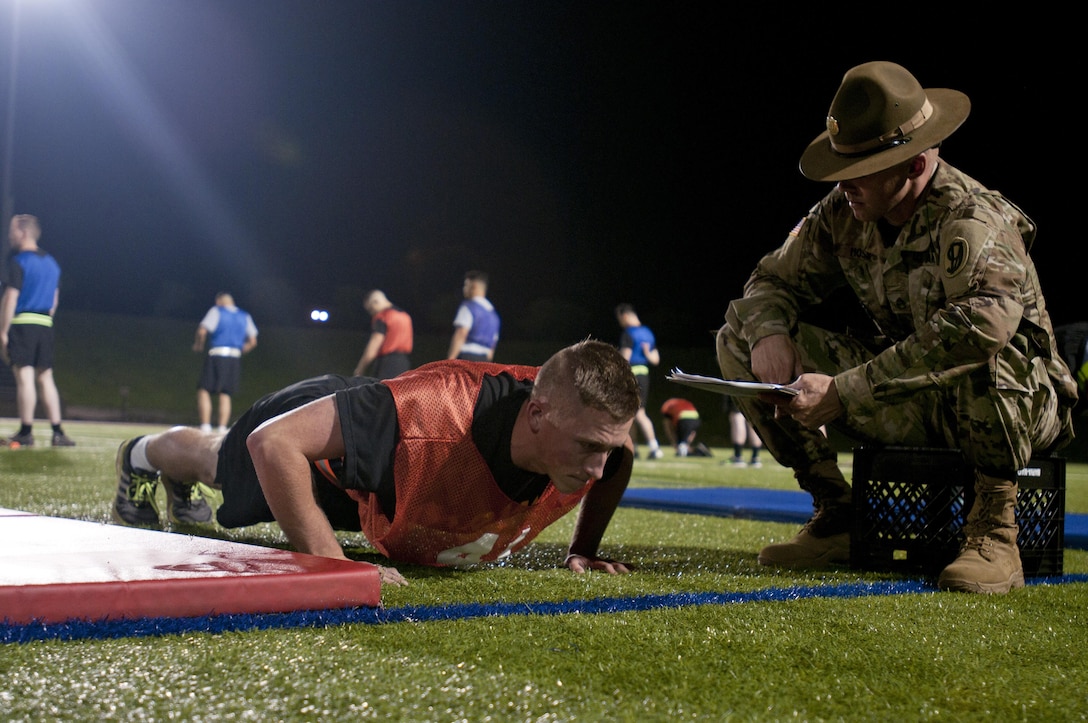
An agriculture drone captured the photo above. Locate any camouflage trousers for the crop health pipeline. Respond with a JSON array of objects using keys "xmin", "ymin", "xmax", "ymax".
[{"xmin": 716, "ymin": 321, "xmax": 1073, "ymax": 479}]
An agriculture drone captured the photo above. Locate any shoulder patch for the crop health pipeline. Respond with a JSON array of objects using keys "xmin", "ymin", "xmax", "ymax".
[
  {"xmin": 789, "ymin": 217, "xmax": 805, "ymax": 237},
  {"xmin": 943, "ymin": 237, "xmax": 969, "ymax": 277}
]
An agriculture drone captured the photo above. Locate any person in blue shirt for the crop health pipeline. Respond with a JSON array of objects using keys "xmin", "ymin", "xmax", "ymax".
[
  {"xmin": 447, "ymin": 270, "xmax": 500, "ymax": 361},
  {"xmin": 193, "ymin": 292, "xmax": 258, "ymax": 434},
  {"xmin": 0, "ymin": 214, "xmax": 76, "ymax": 447},
  {"xmin": 615, "ymin": 303, "xmax": 663, "ymax": 459}
]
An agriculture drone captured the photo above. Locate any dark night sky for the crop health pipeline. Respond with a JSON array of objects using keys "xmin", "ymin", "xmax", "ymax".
[{"xmin": 0, "ymin": 2, "xmax": 1075, "ymax": 348}]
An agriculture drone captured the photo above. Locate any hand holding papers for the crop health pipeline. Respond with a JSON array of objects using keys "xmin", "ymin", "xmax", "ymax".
[{"xmin": 666, "ymin": 369, "xmax": 799, "ymax": 398}]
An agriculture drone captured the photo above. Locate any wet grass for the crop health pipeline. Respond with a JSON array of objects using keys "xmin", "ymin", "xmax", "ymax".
[{"xmin": 1, "ymin": 422, "xmax": 1086, "ymax": 721}]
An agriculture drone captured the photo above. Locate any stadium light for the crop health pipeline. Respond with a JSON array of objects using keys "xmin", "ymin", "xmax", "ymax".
[{"xmin": 1, "ymin": 0, "xmax": 23, "ymax": 229}]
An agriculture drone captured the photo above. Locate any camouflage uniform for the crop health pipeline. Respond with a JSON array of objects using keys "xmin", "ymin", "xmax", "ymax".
[{"xmin": 717, "ymin": 161, "xmax": 1078, "ymax": 479}]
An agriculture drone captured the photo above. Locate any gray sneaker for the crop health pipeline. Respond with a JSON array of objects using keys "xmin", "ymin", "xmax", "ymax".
[
  {"xmin": 162, "ymin": 475, "xmax": 214, "ymax": 525},
  {"xmin": 52, "ymin": 432, "xmax": 76, "ymax": 447},
  {"xmin": 112, "ymin": 438, "xmax": 161, "ymax": 527},
  {"xmin": 7, "ymin": 431, "xmax": 33, "ymax": 447}
]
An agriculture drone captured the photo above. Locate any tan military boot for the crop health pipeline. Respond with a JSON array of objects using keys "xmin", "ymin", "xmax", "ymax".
[
  {"xmin": 758, "ymin": 460, "xmax": 852, "ymax": 569},
  {"xmin": 938, "ymin": 472, "xmax": 1024, "ymax": 594}
]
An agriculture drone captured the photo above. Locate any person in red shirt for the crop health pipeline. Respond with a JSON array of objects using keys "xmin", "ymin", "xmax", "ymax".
[
  {"xmin": 659, "ymin": 398, "xmax": 712, "ymax": 457},
  {"xmin": 111, "ymin": 340, "xmax": 641, "ymax": 587},
  {"xmin": 352, "ymin": 289, "xmax": 413, "ymax": 379}
]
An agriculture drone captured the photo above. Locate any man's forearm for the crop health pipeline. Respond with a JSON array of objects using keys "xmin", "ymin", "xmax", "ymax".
[
  {"xmin": 0, "ymin": 288, "xmax": 18, "ymax": 336},
  {"xmin": 447, "ymin": 327, "xmax": 468, "ymax": 359},
  {"xmin": 567, "ymin": 452, "xmax": 632, "ymax": 558},
  {"xmin": 248, "ymin": 432, "xmax": 346, "ymax": 559}
]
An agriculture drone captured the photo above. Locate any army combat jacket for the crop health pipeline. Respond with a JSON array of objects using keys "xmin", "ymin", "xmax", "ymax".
[{"xmin": 728, "ymin": 161, "xmax": 1078, "ymax": 416}]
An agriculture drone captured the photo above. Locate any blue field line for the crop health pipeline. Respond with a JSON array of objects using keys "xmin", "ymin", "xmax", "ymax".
[
  {"xmin": 4, "ymin": 574, "xmax": 1086, "ymax": 644},
  {"xmin": 620, "ymin": 486, "xmax": 1088, "ymax": 550}
]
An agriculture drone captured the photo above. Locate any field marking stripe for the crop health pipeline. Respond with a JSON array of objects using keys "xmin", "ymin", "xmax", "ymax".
[{"xmin": 4, "ymin": 574, "xmax": 1086, "ymax": 643}]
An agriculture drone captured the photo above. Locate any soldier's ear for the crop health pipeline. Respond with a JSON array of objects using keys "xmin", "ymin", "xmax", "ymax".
[
  {"xmin": 526, "ymin": 399, "xmax": 545, "ymax": 433},
  {"xmin": 907, "ymin": 153, "xmax": 927, "ymax": 178}
]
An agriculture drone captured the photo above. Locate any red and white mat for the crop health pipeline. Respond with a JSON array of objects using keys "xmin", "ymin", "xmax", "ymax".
[{"xmin": 0, "ymin": 508, "xmax": 381, "ymax": 625}]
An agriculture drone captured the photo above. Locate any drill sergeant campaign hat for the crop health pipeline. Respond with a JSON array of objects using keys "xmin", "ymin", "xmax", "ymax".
[{"xmin": 799, "ymin": 61, "xmax": 972, "ymax": 182}]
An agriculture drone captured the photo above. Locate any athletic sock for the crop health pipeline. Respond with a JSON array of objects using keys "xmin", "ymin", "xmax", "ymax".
[{"xmin": 130, "ymin": 436, "xmax": 156, "ymax": 472}]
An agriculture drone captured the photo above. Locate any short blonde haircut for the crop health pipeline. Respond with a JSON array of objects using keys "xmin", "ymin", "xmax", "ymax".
[
  {"xmin": 533, "ymin": 339, "xmax": 640, "ymax": 423},
  {"xmin": 11, "ymin": 214, "xmax": 40, "ymax": 241}
]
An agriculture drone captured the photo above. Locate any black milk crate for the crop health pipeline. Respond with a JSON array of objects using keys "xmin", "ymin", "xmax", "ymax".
[{"xmin": 850, "ymin": 446, "xmax": 1064, "ymax": 577}]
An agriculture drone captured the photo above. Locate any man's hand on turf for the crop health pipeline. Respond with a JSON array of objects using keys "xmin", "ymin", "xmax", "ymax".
[
  {"xmin": 565, "ymin": 554, "xmax": 632, "ymax": 575},
  {"xmin": 378, "ymin": 565, "xmax": 408, "ymax": 586}
]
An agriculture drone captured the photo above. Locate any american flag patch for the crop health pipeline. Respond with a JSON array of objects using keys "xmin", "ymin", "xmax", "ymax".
[{"xmin": 789, "ymin": 217, "xmax": 805, "ymax": 237}]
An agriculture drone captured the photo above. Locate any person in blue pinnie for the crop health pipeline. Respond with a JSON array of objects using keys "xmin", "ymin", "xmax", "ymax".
[{"xmin": 193, "ymin": 292, "xmax": 258, "ymax": 433}]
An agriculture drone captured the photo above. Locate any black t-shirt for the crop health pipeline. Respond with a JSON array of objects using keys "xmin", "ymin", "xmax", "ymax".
[{"xmin": 471, "ymin": 373, "xmax": 549, "ymax": 503}]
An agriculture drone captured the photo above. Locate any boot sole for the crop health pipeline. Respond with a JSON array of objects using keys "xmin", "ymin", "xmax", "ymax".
[
  {"xmin": 937, "ymin": 570, "xmax": 1026, "ymax": 594},
  {"xmin": 757, "ymin": 532, "xmax": 850, "ymax": 569}
]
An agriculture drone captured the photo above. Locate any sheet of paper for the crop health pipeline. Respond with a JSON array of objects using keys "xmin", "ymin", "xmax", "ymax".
[{"xmin": 666, "ymin": 369, "xmax": 799, "ymax": 397}]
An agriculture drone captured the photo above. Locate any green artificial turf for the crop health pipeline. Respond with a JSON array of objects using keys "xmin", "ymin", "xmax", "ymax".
[{"xmin": 1, "ymin": 421, "xmax": 1087, "ymax": 721}]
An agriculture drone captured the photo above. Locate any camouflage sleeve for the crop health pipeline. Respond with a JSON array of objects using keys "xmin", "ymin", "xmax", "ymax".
[
  {"xmin": 726, "ymin": 199, "xmax": 847, "ymax": 348},
  {"xmin": 835, "ymin": 201, "xmax": 1027, "ymax": 411}
]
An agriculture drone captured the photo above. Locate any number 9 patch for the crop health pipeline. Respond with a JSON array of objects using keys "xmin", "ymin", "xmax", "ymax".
[{"xmin": 944, "ymin": 237, "xmax": 969, "ymax": 277}]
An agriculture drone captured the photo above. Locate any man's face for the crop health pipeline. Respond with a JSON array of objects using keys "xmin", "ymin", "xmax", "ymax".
[
  {"xmin": 535, "ymin": 400, "xmax": 632, "ymax": 494},
  {"xmin": 836, "ymin": 161, "xmax": 912, "ymax": 223}
]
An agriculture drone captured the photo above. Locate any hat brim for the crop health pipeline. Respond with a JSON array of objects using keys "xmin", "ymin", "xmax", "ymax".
[{"xmin": 798, "ymin": 88, "xmax": 971, "ymax": 182}]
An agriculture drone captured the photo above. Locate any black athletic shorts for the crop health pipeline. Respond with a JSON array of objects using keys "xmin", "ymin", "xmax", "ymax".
[
  {"xmin": 198, "ymin": 355, "xmax": 242, "ymax": 395},
  {"xmin": 371, "ymin": 352, "xmax": 412, "ymax": 379},
  {"xmin": 7, "ymin": 324, "xmax": 54, "ymax": 368},
  {"xmin": 214, "ymin": 374, "xmax": 363, "ymax": 531},
  {"xmin": 634, "ymin": 373, "xmax": 650, "ymax": 407},
  {"xmin": 676, "ymin": 418, "xmax": 700, "ymax": 440}
]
